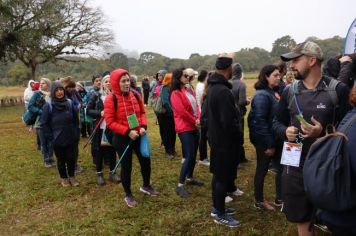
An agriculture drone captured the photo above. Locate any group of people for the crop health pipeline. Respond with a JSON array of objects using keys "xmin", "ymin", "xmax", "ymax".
[{"xmin": 23, "ymin": 40, "xmax": 356, "ymax": 234}]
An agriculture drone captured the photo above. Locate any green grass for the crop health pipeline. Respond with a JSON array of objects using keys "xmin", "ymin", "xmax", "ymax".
[{"xmin": 0, "ymin": 90, "xmax": 329, "ymax": 235}]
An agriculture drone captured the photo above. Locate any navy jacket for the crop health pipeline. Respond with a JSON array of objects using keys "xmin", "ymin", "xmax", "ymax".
[
  {"xmin": 248, "ymin": 88, "xmax": 279, "ymax": 149},
  {"xmin": 40, "ymin": 99, "xmax": 78, "ymax": 147}
]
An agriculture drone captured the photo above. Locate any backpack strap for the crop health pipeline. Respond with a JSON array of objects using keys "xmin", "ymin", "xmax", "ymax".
[
  {"xmin": 112, "ymin": 94, "xmax": 118, "ymax": 112},
  {"xmin": 287, "ymin": 80, "xmax": 300, "ymax": 110},
  {"xmin": 324, "ymin": 78, "xmax": 340, "ymax": 108}
]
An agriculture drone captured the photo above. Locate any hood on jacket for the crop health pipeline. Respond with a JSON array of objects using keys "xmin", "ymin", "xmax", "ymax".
[
  {"xmin": 110, "ymin": 68, "xmax": 129, "ymax": 95},
  {"xmin": 50, "ymin": 81, "xmax": 66, "ymax": 101},
  {"xmin": 27, "ymin": 80, "xmax": 35, "ymax": 89},
  {"xmin": 208, "ymin": 72, "xmax": 232, "ymax": 89},
  {"xmin": 232, "ymin": 63, "xmax": 243, "ymax": 80}
]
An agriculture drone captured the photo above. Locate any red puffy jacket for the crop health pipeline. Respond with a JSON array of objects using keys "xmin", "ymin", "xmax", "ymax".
[
  {"xmin": 170, "ymin": 88, "xmax": 200, "ymax": 134},
  {"xmin": 104, "ymin": 69, "xmax": 147, "ymax": 136}
]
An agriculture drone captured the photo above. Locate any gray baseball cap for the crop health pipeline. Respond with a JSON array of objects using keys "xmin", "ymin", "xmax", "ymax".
[{"xmin": 281, "ymin": 41, "xmax": 323, "ymax": 62}]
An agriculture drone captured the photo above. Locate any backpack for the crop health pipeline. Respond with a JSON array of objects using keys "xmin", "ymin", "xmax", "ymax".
[
  {"xmin": 303, "ymin": 113, "xmax": 356, "ymax": 212},
  {"xmin": 22, "ymin": 110, "xmax": 37, "ymax": 126},
  {"xmin": 151, "ymin": 86, "xmax": 166, "ymax": 114}
]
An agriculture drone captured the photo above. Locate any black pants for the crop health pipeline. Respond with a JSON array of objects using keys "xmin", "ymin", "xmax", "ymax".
[
  {"xmin": 113, "ymin": 134, "xmax": 151, "ymax": 196},
  {"xmin": 143, "ymin": 89, "xmax": 149, "ymax": 105},
  {"xmin": 254, "ymin": 145, "xmax": 282, "ymax": 202},
  {"xmin": 212, "ymin": 175, "xmax": 234, "ymax": 215},
  {"xmin": 157, "ymin": 114, "xmax": 176, "ymax": 155},
  {"xmin": 54, "ymin": 143, "xmax": 76, "ymax": 178},
  {"xmin": 199, "ymin": 127, "xmax": 208, "ymax": 161},
  {"xmin": 239, "ymin": 118, "xmax": 247, "ymax": 162},
  {"xmin": 94, "ymin": 146, "xmax": 117, "ymax": 172}
]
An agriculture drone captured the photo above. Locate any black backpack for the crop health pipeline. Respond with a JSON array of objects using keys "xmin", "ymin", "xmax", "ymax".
[{"xmin": 303, "ymin": 113, "xmax": 356, "ymax": 212}]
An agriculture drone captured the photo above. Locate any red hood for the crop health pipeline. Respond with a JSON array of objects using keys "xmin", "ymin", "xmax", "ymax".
[{"xmin": 110, "ymin": 69, "xmax": 129, "ymax": 95}]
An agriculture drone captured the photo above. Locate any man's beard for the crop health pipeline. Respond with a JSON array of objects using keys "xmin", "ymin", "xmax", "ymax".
[{"xmin": 294, "ymin": 69, "xmax": 309, "ymax": 81}]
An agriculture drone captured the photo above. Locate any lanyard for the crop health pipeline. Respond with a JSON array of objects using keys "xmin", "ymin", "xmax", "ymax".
[{"xmin": 122, "ymin": 93, "xmax": 136, "ymax": 117}]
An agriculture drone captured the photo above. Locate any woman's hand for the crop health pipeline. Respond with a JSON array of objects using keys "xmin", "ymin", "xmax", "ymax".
[
  {"xmin": 101, "ymin": 110, "xmax": 104, "ymax": 117},
  {"xmin": 139, "ymin": 127, "xmax": 146, "ymax": 136},
  {"xmin": 128, "ymin": 130, "xmax": 139, "ymax": 140}
]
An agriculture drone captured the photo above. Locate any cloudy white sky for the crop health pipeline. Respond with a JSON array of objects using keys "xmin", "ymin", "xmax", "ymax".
[{"xmin": 94, "ymin": 0, "xmax": 356, "ymax": 59}]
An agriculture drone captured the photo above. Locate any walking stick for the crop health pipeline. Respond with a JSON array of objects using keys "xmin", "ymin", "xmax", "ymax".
[
  {"xmin": 111, "ymin": 140, "xmax": 133, "ymax": 174},
  {"xmin": 83, "ymin": 116, "xmax": 104, "ymax": 149}
]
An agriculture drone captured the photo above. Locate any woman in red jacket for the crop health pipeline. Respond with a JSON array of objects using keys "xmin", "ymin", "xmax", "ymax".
[
  {"xmin": 170, "ymin": 68, "xmax": 203, "ymax": 198},
  {"xmin": 104, "ymin": 69, "xmax": 159, "ymax": 208}
]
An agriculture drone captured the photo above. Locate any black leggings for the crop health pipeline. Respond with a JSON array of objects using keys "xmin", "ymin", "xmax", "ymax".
[
  {"xmin": 53, "ymin": 143, "xmax": 76, "ymax": 178},
  {"xmin": 157, "ymin": 114, "xmax": 176, "ymax": 155},
  {"xmin": 113, "ymin": 134, "xmax": 151, "ymax": 196},
  {"xmin": 212, "ymin": 175, "xmax": 233, "ymax": 215}
]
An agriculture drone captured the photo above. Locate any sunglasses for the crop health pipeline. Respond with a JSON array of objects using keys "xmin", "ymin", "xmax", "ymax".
[{"xmin": 183, "ymin": 74, "xmax": 190, "ymax": 79}]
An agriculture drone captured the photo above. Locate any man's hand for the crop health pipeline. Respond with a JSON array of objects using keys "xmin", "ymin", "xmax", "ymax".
[
  {"xmin": 128, "ymin": 130, "xmax": 139, "ymax": 140},
  {"xmin": 286, "ymin": 126, "xmax": 299, "ymax": 142},
  {"xmin": 300, "ymin": 116, "xmax": 322, "ymax": 138}
]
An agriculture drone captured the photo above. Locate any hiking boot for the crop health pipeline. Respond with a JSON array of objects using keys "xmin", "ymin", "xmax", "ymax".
[
  {"xmin": 186, "ymin": 178, "xmax": 204, "ymax": 186},
  {"xmin": 229, "ymin": 188, "xmax": 244, "ymax": 197},
  {"xmin": 124, "ymin": 196, "xmax": 137, "ymax": 208},
  {"xmin": 254, "ymin": 201, "xmax": 275, "ymax": 211},
  {"xmin": 96, "ymin": 172, "xmax": 105, "ymax": 186},
  {"xmin": 211, "ymin": 207, "xmax": 236, "ymax": 217},
  {"xmin": 49, "ymin": 159, "xmax": 56, "ymax": 167},
  {"xmin": 176, "ymin": 185, "xmax": 189, "ymax": 198},
  {"xmin": 140, "ymin": 185, "xmax": 160, "ymax": 196},
  {"xmin": 69, "ymin": 177, "xmax": 80, "ymax": 187},
  {"xmin": 61, "ymin": 178, "xmax": 71, "ymax": 187},
  {"xmin": 273, "ymin": 199, "xmax": 283, "ymax": 207},
  {"xmin": 214, "ymin": 214, "xmax": 240, "ymax": 228},
  {"xmin": 109, "ymin": 172, "xmax": 121, "ymax": 183},
  {"xmin": 198, "ymin": 159, "xmax": 210, "ymax": 166},
  {"xmin": 225, "ymin": 196, "xmax": 233, "ymax": 203}
]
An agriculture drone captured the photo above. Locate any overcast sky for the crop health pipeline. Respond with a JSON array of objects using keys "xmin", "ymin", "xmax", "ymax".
[{"xmin": 94, "ymin": 0, "xmax": 356, "ymax": 59}]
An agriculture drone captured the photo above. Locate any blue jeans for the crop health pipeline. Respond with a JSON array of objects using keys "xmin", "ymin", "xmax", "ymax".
[
  {"xmin": 38, "ymin": 128, "xmax": 54, "ymax": 163},
  {"xmin": 178, "ymin": 130, "xmax": 199, "ymax": 184}
]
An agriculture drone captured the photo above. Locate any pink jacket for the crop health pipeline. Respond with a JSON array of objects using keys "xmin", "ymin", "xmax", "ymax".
[{"xmin": 170, "ymin": 88, "xmax": 200, "ymax": 134}]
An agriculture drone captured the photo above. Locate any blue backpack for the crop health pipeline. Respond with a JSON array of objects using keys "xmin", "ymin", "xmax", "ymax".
[{"xmin": 303, "ymin": 113, "xmax": 356, "ymax": 212}]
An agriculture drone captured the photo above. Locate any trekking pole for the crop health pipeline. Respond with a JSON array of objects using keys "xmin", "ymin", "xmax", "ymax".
[
  {"xmin": 111, "ymin": 140, "xmax": 133, "ymax": 174},
  {"xmin": 83, "ymin": 116, "xmax": 104, "ymax": 149}
]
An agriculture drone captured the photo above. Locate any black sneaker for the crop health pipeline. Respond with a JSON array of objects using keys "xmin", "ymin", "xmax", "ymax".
[
  {"xmin": 186, "ymin": 178, "xmax": 204, "ymax": 186},
  {"xmin": 214, "ymin": 214, "xmax": 240, "ymax": 228},
  {"xmin": 109, "ymin": 172, "xmax": 121, "ymax": 183},
  {"xmin": 211, "ymin": 207, "xmax": 236, "ymax": 217},
  {"xmin": 176, "ymin": 185, "xmax": 189, "ymax": 198},
  {"xmin": 273, "ymin": 199, "xmax": 283, "ymax": 207}
]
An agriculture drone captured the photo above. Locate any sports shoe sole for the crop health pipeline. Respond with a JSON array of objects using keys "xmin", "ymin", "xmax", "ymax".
[
  {"xmin": 213, "ymin": 219, "xmax": 240, "ymax": 228},
  {"xmin": 139, "ymin": 187, "xmax": 159, "ymax": 196},
  {"xmin": 211, "ymin": 210, "xmax": 236, "ymax": 217}
]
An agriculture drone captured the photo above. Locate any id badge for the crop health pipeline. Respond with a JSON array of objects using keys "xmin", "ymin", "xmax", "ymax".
[
  {"xmin": 127, "ymin": 113, "xmax": 139, "ymax": 129},
  {"xmin": 280, "ymin": 142, "xmax": 302, "ymax": 167}
]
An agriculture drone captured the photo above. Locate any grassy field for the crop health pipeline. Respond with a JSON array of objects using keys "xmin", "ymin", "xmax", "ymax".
[
  {"xmin": 0, "ymin": 86, "xmax": 24, "ymax": 98},
  {"xmin": 0, "ymin": 81, "xmax": 329, "ymax": 235}
]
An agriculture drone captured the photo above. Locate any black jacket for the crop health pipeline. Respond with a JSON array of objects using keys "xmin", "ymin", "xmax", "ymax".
[{"xmin": 205, "ymin": 73, "xmax": 242, "ymax": 179}]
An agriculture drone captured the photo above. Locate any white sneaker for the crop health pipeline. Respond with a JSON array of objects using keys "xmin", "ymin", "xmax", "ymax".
[
  {"xmin": 198, "ymin": 159, "xmax": 210, "ymax": 166},
  {"xmin": 230, "ymin": 188, "xmax": 244, "ymax": 197},
  {"xmin": 225, "ymin": 196, "xmax": 233, "ymax": 203}
]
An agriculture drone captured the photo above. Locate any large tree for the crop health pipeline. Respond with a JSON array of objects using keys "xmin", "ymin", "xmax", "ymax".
[
  {"xmin": 271, "ymin": 35, "xmax": 296, "ymax": 59},
  {"xmin": 0, "ymin": 0, "xmax": 113, "ymax": 80}
]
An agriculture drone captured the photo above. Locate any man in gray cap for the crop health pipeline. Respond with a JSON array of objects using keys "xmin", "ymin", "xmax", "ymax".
[{"xmin": 273, "ymin": 41, "xmax": 349, "ymax": 236}]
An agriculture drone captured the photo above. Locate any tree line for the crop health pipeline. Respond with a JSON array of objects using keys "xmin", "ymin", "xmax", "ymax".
[{"xmin": 0, "ymin": 1, "xmax": 345, "ymax": 85}]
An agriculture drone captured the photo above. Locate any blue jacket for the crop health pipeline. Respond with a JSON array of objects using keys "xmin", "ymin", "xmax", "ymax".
[
  {"xmin": 161, "ymin": 85, "xmax": 173, "ymax": 116},
  {"xmin": 40, "ymin": 100, "xmax": 78, "ymax": 147},
  {"xmin": 28, "ymin": 91, "xmax": 46, "ymax": 116},
  {"xmin": 319, "ymin": 108, "xmax": 356, "ymax": 232},
  {"xmin": 248, "ymin": 88, "xmax": 279, "ymax": 149}
]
